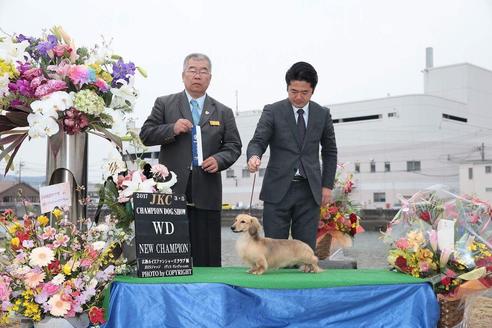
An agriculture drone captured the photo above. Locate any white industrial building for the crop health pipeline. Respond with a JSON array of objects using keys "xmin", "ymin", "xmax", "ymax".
[{"xmin": 128, "ymin": 51, "xmax": 492, "ymax": 209}]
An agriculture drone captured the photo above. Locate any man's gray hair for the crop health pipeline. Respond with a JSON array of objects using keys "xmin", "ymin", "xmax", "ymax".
[{"xmin": 183, "ymin": 53, "xmax": 212, "ymax": 72}]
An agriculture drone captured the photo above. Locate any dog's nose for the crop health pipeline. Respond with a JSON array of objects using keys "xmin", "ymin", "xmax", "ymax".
[{"xmin": 230, "ymin": 226, "xmax": 235, "ymax": 231}]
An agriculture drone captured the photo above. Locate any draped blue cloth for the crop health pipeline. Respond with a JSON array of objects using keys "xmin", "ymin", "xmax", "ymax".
[{"xmin": 102, "ymin": 282, "xmax": 439, "ymax": 328}]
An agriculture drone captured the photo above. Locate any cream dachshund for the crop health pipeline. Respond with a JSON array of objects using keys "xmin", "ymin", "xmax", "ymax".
[{"xmin": 230, "ymin": 214, "xmax": 323, "ymax": 275}]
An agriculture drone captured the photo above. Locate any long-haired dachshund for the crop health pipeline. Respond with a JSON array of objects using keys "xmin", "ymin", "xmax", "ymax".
[{"xmin": 231, "ymin": 214, "xmax": 323, "ymax": 275}]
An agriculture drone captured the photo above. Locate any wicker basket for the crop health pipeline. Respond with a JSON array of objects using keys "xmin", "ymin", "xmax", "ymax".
[
  {"xmin": 315, "ymin": 233, "xmax": 332, "ymax": 260},
  {"xmin": 438, "ymin": 299, "xmax": 466, "ymax": 328}
]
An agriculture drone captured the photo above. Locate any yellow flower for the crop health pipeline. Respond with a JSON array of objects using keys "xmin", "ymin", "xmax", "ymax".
[
  {"xmin": 52, "ymin": 208, "xmax": 63, "ymax": 219},
  {"xmin": 62, "ymin": 263, "xmax": 72, "ymax": 275},
  {"xmin": 417, "ymin": 248, "xmax": 433, "ymax": 260},
  {"xmin": 11, "ymin": 237, "xmax": 20, "ymax": 248},
  {"xmin": 36, "ymin": 215, "xmax": 49, "ymax": 226},
  {"xmin": 0, "ymin": 59, "xmax": 18, "ymax": 78},
  {"xmin": 407, "ymin": 230, "xmax": 425, "ymax": 251},
  {"xmin": 8, "ymin": 223, "xmax": 21, "ymax": 234}
]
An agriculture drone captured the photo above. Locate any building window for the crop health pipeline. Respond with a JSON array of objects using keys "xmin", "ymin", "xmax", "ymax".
[
  {"xmin": 384, "ymin": 161, "xmax": 391, "ymax": 172},
  {"xmin": 259, "ymin": 168, "xmax": 266, "ymax": 177},
  {"xmin": 486, "ymin": 187, "xmax": 492, "ymax": 192},
  {"xmin": 370, "ymin": 161, "xmax": 376, "ymax": 173},
  {"xmin": 406, "ymin": 161, "xmax": 421, "ymax": 172},
  {"xmin": 486, "ymin": 166, "xmax": 491, "ymax": 174},
  {"xmin": 354, "ymin": 162, "xmax": 360, "ymax": 173},
  {"xmin": 387, "ymin": 112, "xmax": 398, "ymax": 118},
  {"xmin": 468, "ymin": 167, "xmax": 473, "ymax": 180},
  {"xmin": 373, "ymin": 192, "xmax": 386, "ymax": 202},
  {"xmin": 2, "ymin": 196, "xmax": 13, "ymax": 202},
  {"xmin": 226, "ymin": 169, "xmax": 235, "ymax": 178},
  {"xmin": 242, "ymin": 168, "xmax": 250, "ymax": 178}
]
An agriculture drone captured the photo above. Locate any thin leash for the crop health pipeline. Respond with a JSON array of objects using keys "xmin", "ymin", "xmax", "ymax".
[{"xmin": 248, "ymin": 173, "xmax": 257, "ymax": 215}]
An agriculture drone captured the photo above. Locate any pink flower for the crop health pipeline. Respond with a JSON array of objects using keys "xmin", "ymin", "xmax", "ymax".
[
  {"xmin": 80, "ymin": 258, "xmax": 94, "ymax": 268},
  {"xmin": 41, "ymin": 226, "xmax": 57, "ymax": 240},
  {"xmin": 68, "ymin": 65, "xmax": 92, "ymax": 85},
  {"xmin": 24, "ymin": 270, "xmax": 46, "ymax": 288},
  {"xmin": 419, "ymin": 261, "xmax": 430, "ymax": 272},
  {"xmin": 52, "ymin": 44, "xmax": 72, "ymax": 57},
  {"xmin": 48, "ymin": 61, "xmax": 72, "ymax": 80},
  {"xmin": 48, "ymin": 294, "xmax": 71, "ymax": 316},
  {"xmin": 0, "ymin": 275, "xmax": 12, "ymax": 302},
  {"xmin": 395, "ymin": 238, "xmax": 409, "ymax": 249},
  {"xmin": 53, "ymin": 233, "xmax": 70, "ymax": 248},
  {"xmin": 34, "ymin": 79, "xmax": 68, "ymax": 98},
  {"xmin": 151, "ymin": 164, "xmax": 169, "ymax": 178},
  {"xmin": 94, "ymin": 78, "xmax": 109, "ymax": 92}
]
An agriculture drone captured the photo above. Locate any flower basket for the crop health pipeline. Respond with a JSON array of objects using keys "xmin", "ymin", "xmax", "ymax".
[
  {"xmin": 316, "ymin": 164, "xmax": 363, "ymax": 260},
  {"xmin": 438, "ymin": 299, "xmax": 466, "ymax": 328}
]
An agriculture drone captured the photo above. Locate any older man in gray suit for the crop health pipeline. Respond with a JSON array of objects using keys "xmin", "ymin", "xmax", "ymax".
[
  {"xmin": 140, "ymin": 53, "xmax": 242, "ymax": 267},
  {"xmin": 247, "ymin": 62, "xmax": 337, "ymax": 251}
]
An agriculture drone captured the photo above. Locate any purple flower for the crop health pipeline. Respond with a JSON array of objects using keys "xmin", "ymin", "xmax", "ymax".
[
  {"xmin": 16, "ymin": 62, "xmax": 32, "ymax": 75},
  {"xmin": 36, "ymin": 35, "xmax": 58, "ymax": 57},
  {"xmin": 63, "ymin": 108, "xmax": 89, "ymax": 134},
  {"xmin": 8, "ymin": 79, "xmax": 35, "ymax": 97},
  {"xmin": 16, "ymin": 34, "xmax": 36, "ymax": 44},
  {"xmin": 111, "ymin": 59, "xmax": 135, "ymax": 86}
]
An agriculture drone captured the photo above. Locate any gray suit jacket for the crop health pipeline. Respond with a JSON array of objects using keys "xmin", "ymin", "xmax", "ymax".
[
  {"xmin": 247, "ymin": 99, "xmax": 337, "ymax": 205},
  {"xmin": 139, "ymin": 91, "xmax": 242, "ymax": 210}
]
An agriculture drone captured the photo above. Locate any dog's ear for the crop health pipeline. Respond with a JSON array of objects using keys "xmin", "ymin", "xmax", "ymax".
[{"xmin": 248, "ymin": 217, "xmax": 261, "ymax": 239}]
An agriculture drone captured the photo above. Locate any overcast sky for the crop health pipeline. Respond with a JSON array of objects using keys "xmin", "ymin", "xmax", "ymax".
[{"xmin": 1, "ymin": 0, "xmax": 492, "ymax": 182}]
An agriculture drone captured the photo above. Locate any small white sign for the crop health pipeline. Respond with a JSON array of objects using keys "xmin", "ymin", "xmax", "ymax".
[
  {"xmin": 437, "ymin": 219, "xmax": 455, "ymax": 252},
  {"xmin": 39, "ymin": 182, "xmax": 71, "ymax": 213}
]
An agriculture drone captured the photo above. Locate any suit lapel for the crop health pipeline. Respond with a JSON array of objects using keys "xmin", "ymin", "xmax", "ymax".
[
  {"xmin": 200, "ymin": 95, "xmax": 216, "ymax": 127},
  {"xmin": 178, "ymin": 91, "xmax": 193, "ymax": 122},
  {"xmin": 284, "ymin": 100, "xmax": 301, "ymax": 148},
  {"xmin": 302, "ymin": 101, "xmax": 318, "ymax": 150}
]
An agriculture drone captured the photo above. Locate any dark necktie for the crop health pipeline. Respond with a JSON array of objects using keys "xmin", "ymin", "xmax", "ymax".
[
  {"xmin": 297, "ymin": 108, "xmax": 306, "ymax": 177},
  {"xmin": 297, "ymin": 108, "xmax": 306, "ymax": 144}
]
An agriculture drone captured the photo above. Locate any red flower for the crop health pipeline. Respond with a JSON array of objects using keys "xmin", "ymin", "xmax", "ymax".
[
  {"xmin": 89, "ymin": 306, "xmax": 106, "ymax": 325},
  {"xmin": 15, "ymin": 230, "xmax": 30, "ymax": 246},
  {"xmin": 48, "ymin": 259, "xmax": 61, "ymax": 275},
  {"xmin": 328, "ymin": 206, "xmax": 339, "ymax": 215},
  {"xmin": 395, "ymin": 256, "xmax": 411, "ymax": 273},
  {"xmin": 441, "ymin": 276, "xmax": 452, "ymax": 286},
  {"xmin": 419, "ymin": 211, "xmax": 431, "ymax": 223}
]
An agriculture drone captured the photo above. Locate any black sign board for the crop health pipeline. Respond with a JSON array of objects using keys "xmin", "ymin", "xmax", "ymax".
[{"xmin": 133, "ymin": 192, "xmax": 192, "ymax": 277}]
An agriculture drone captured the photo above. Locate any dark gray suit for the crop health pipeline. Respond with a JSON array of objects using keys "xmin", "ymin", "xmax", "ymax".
[
  {"xmin": 140, "ymin": 91, "xmax": 241, "ymax": 266},
  {"xmin": 139, "ymin": 91, "xmax": 242, "ymax": 210},
  {"xmin": 247, "ymin": 99, "xmax": 337, "ymax": 249}
]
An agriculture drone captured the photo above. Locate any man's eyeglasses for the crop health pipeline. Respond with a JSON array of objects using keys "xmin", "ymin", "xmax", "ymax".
[{"xmin": 185, "ymin": 68, "xmax": 211, "ymax": 76}]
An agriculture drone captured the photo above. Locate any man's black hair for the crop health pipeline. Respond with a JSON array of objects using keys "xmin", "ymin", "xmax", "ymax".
[{"xmin": 285, "ymin": 62, "xmax": 318, "ymax": 90}]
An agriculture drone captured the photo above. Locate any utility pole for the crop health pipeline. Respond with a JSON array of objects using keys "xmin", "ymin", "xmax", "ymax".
[
  {"xmin": 17, "ymin": 161, "xmax": 25, "ymax": 183},
  {"xmin": 481, "ymin": 142, "xmax": 485, "ymax": 161}
]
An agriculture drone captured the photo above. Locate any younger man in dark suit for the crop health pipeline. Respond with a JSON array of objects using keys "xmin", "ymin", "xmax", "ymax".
[
  {"xmin": 140, "ymin": 53, "xmax": 242, "ymax": 266},
  {"xmin": 247, "ymin": 62, "xmax": 337, "ymax": 250}
]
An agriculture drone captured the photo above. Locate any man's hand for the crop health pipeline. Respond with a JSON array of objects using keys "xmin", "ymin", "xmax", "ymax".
[
  {"xmin": 321, "ymin": 187, "xmax": 332, "ymax": 207},
  {"xmin": 173, "ymin": 119, "xmax": 193, "ymax": 135},
  {"xmin": 202, "ymin": 156, "xmax": 219, "ymax": 173},
  {"xmin": 247, "ymin": 155, "xmax": 261, "ymax": 173}
]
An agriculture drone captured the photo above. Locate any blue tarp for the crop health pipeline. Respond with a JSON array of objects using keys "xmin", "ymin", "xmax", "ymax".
[{"xmin": 103, "ymin": 282, "xmax": 439, "ymax": 328}]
